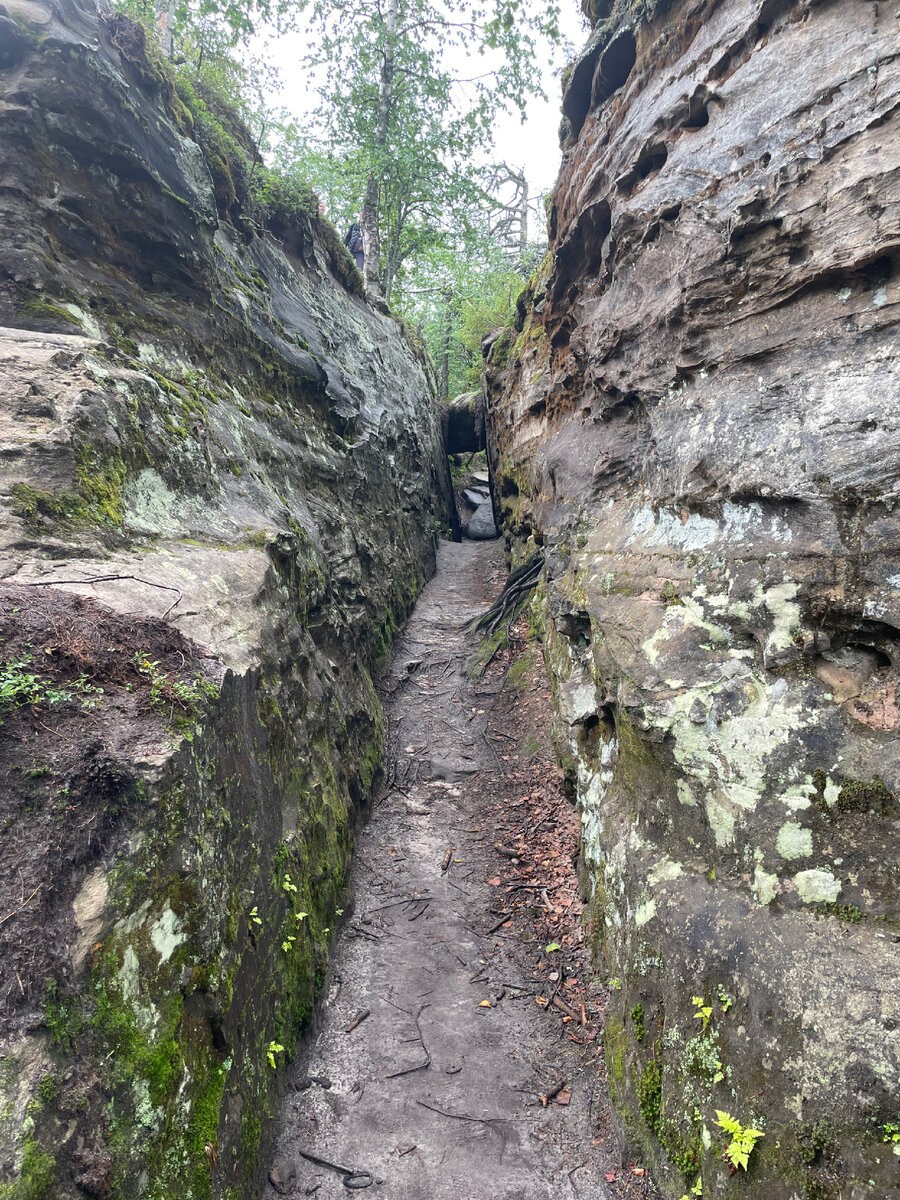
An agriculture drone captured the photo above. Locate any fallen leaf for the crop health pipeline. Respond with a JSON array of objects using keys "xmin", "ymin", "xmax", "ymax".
[
  {"xmin": 556, "ymin": 1089, "xmax": 571, "ymax": 1105},
  {"xmin": 488, "ymin": 878, "xmax": 501, "ymax": 886},
  {"xmin": 535, "ymin": 996, "xmax": 548, "ymax": 1007},
  {"xmin": 629, "ymin": 1165, "xmax": 648, "ymax": 1177},
  {"xmin": 478, "ymin": 1000, "xmax": 491, "ymax": 1008},
  {"xmin": 605, "ymin": 1172, "xmax": 617, "ymax": 1183}
]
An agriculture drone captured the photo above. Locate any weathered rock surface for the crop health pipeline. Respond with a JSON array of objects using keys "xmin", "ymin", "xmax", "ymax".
[
  {"xmin": 484, "ymin": 1, "xmax": 900, "ymax": 1197},
  {"xmin": 0, "ymin": 2, "xmax": 452, "ymax": 1196},
  {"xmin": 465, "ymin": 500, "xmax": 499, "ymax": 541}
]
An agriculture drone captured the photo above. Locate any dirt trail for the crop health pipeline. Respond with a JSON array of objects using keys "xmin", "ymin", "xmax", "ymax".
[{"xmin": 262, "ymin": 540, "xmax": 618, "ymax": 1200}]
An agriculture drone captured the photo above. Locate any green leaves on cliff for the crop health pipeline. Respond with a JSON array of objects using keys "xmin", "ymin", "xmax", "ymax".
[{"xmin": 714, "ymin": 1111, "xmax": 764, "ymax": 1173}]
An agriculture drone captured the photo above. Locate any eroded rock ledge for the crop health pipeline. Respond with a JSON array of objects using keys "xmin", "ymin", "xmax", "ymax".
[
  {"xmin": 485, "ymin": 1, "xmax": 900, "ymax": 1196},
  {"xmin": 0, "ymin": 1, "xmax": 452, "ymax": 1196}
]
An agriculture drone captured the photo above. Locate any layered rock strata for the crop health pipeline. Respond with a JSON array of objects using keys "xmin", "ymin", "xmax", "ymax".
[
  {"xmin": 0, "ymin": 2, "xmax": 452, "ymax": 1196},
  {"xmin": 484, "ymin": 1, "xmax": 900, "ymax": 1196}
]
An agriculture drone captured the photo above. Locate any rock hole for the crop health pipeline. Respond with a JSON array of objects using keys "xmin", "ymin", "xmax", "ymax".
[
  {"xmin": 788, "ymin": 244, "xmax": 809, "ymax": 266},
  {"xmin": 557, "ymin": 610, "xmax": 592, "ymax": 645},
  {"xmin": 591, "ymin": 29, "xmax": 637, "ymax": 110},
  {"xmin": 562, "ymin": 41, "xmax": 601, "ymax": 139},
  {"xmin": 861, "ymin": 255, "xmax": 893, "ymax": 287},
  {"xmin": 683, "ymin": 91, "xmax": 711, "ymax": 130},
  {"xmin": 624, "ymin": 143, "xmax": 669, "ymax": 195},
  {"xmin": 846, "ymin": 642, "xmax": 892, "ymax": 670}
]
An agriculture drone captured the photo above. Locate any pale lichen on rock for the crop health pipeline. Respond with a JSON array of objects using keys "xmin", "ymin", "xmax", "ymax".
[{"xmin": 484, "ymin": 0, "xmax": 900, "ymax": 1195}]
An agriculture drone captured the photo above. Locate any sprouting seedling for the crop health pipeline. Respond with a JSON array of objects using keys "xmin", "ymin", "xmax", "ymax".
[
  {"xmin": 717, "ymin": 984, "xmax": 733, "ymax": 1012},
  {"xmin": 882, "ymin": 1123, "xmax": 900, "ymax": 1156},
  {"xmin": 715, "ymin": 1110, "xmax": 764, "ymax": 1172},
  {"xmin": 281, "ymin": 934, "xmax": 296, "ymax": 952},
  {"xmin": 692, "ymin": 995, "xmax": 713, "ymax": 1030},
  {"xmin": 281, "ymin": 874, "xmax": 297, "ymax": 895},
  {"xmin": 249, "ymin": 906, "xmax": 262, "ymax": 927},
  {"xmin": 266, "ymin": 1041, "xmax": 284, "ymax": 1069},
  {"xmin": 294, "ymin": 911, "xmax": 308, "ymax": 922}
]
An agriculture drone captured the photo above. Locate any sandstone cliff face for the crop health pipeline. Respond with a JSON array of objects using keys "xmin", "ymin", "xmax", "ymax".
[
  {"xmin": 484, "ymin": 1, "xmax": 900, "ymax": 1196},
  {"xmin": 0, "ymin": 2, "xmax": 451, "ymax": 1196}
]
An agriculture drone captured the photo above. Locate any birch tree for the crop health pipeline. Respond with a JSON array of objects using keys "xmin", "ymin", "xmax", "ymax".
[{"xmin": 296, "ymin": 0, "xmax": 561, "ymax": 301}]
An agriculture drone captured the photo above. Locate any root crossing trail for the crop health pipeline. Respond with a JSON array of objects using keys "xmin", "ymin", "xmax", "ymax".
[{"xmin": 263, "ymin": 541, "xmax": 617, "ymax": 1200}]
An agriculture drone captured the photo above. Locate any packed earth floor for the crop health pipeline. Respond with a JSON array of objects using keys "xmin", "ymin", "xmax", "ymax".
[{"xmin": 263, "ymin": 540, "xmax": 659, "ymax": 1200}]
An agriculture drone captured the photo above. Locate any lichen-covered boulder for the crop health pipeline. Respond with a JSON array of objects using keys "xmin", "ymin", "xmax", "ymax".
[
  {"xmin": 0, "ymin": 2, "xmax": 452, "ymax": 1196},
  {"xmin": 484, "ymin": 1, "xmax": 900, "ymax": 1197}
]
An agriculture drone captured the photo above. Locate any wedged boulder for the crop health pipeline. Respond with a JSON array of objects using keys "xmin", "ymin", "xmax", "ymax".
[
  {"xmin": 0, "ymin": 3, "xmax": 452, "ymax": 1196},
  {"xmin": 484, "ymin": 1, "xmax": 900, "ymax": 1197},
  {"xmin": 441, "ymin": 390, "xmax": 485, "ymax": 453},
  {"xmin": 463, "ymin": 487, "xmax": 490, "ymax": 506}
]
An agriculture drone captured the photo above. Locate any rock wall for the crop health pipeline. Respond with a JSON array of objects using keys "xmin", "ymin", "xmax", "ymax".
[
  {"xmin": 484, "ymin": 1, "xmax": 900, "ymax": 1196},
  {"xmin": 0, "ymin": 2, "xmax": 452, "ymax": 1196}
]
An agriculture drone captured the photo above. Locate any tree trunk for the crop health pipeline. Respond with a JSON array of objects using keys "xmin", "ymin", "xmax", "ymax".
[
  {"xmin": 362, "ymin": 0, "xmax": 399, "ymax": 300},
  {"xmin": 440, "ymin": 285, "xmax": 452, "ymax": 401},
  {"xmin": 362, "ymin": 178, "xmax": 381, "ymax": 299},
  {"xmin": 384, "ymin": 219, "xmax": 402, "ymax": 306},
  {"xmin": 518, "ymin": 171, "xmax": 528, "ymax": 261},
  {"xmin": 157, "ymin": 0, "xmax": 175, "ymax": 59}
]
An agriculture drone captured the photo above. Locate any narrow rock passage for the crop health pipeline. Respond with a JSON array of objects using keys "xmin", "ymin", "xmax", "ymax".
[{"xmin": 263, "ymin": 540, "xmax": 615, "ymax": 1200}]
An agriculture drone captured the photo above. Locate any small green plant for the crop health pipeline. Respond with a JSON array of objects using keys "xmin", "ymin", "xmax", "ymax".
[
  {"xmin": 294, "ymin": 911, "xmax": 308, "ymax": 922},
  {"xmin": 715, "ymin": 1110, "xmax": 764, "ymax": 1172},
  {"xmin": 72, "ymin": 673, "xmax": 105, "ymax": 709},
  {"xmin": 133, "ymin": 652, "xmax": 216, "ymax": 727},
  {"xmin": 281, "ymin": 873, "xmax": 297, "ymax": 895},
  {"xmin": 281, "ymin": 934, "xmax": 296, "ymax": 952},
  {"xmin": 266, "ymin": 1041, "xmax": 284, "ymax": 1069},
  {"xmin": 249, "ymin": 906, "xmax": 262, "ymax": 927},
  {"xmin": 0, "ymin": 654, "xmax": 73, "ymax": 720},
  {"xmin": 717, "ymin": 985, "xmax": 733, "ymax": 1012},
  {"xmin": 679, "ymin": 1176, "xmax": 703, "ymax": 1199},
  {"xmin": 607, "ymin": 977, "xmax": 622, "ymax": 991},
  {"xmin": 882, "ymin": 1122, "xmax": 900, "ymax": 1156},
  {"xmin": 692, "ymin": 995, "xmax": 713, "ymax": 1030}
]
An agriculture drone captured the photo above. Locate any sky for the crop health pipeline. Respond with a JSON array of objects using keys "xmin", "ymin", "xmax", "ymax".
[{"xmin": 253, "ymin": 3, "xmax": 589, "ymax": 205}]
